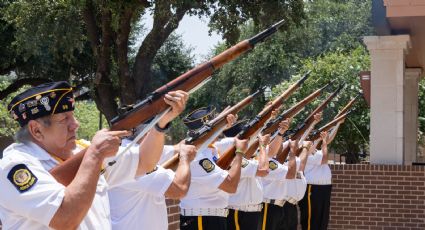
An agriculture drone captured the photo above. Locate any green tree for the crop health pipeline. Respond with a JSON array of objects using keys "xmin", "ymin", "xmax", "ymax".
[
  {"xmin": 272, "ymin": 47, "xmax": 370, "ymax": 163},
  {"xmin": 1, "ymin": 0, "xmax": 305, "ymax": 121},
  {"xmin": 187, "ymin": 0, "xmax": 373, "ymax": 161}
]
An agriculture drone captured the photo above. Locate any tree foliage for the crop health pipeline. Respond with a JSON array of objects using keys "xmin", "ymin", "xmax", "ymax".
[
  {"xmin": 187, "ymin": 0, "xmax": 372, "ymax": 161},
  {"xmin": 1, "ymin": 0, "xmax": 305, "ymax": 121}
]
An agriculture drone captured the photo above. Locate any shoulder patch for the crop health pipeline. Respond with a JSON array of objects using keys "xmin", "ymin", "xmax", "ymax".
[
  {"xmin": 269, "ymin": 160, "xmax": 278, "ymax": 171},
  {"xmin": 199, "ymin": 158, "xmax": 215, "ymax": 173},
  {"xmin": 241, "ymin": 158, "xmax": 249, "ymax": 168},
  {"xmin": 7, "ymin": 164, "xmax": 38, "ymax": 193}
]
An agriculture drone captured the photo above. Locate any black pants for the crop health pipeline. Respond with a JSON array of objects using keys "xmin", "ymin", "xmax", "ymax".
[
  {"xmin": 280, "ymin": 202, "xmax": 298, "ymax": 230},
  {"xmin": 258, "ymin": 203, "xmax": 285, "ymax": 230},
  {"xmin": 299, "ymin": 184, "xmax": 332, "ymax": 230},
  {"xmin": 180, "ymin": 215, "xmax": 227, "ymax": 230},
  {"xmin": 227, "ymin": 209, "xmax": 261, "ymax": 230}
]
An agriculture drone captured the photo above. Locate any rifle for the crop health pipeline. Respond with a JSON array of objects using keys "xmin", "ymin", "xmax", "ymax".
[
  {"xmin": 215, "ymin": 72, "xmax": 311, "ymax": 169},
  {"xmin": 49, "ymin": 19, "xmax": 286, "ymax": 186},
  {"xmin": 275, "ymin": 85, "xmax": 343, "ymax": 163},
  {"xmin": 243, "ymin": 82, "xmax": 332, "ymax": 158},
  {"xmin": 161, "ymin": 90, "xmax": 261, "ymax": 170},
  {"xmin": 305, "ymin": 95, "xmax": 359, "ymax": 149},
  {"xmin": 335, "ymin": 93, "xmax": 360, "ymax": 118},
  {"xmin": 308, "ymin": 111, "xmax": 352, "ymax": 142}
]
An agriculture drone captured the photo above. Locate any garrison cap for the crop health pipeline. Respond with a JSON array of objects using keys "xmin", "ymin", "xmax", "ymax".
[
  {"xmin": 183, "ymin": 106, "xmax": 216, "ymax": 130},
  {"xmin": 8, "ymin": 81, "xmax": 75, "ymax": 127},
  {"xmin": 223, "ymin": 119, "xmax": 248, "ymax": 137}
]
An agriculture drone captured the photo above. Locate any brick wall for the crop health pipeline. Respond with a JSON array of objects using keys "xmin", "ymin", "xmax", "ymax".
[
  {"xmin": 167, "ymin": 199, "xmax": 180, "ymax": 230},
  {"xmin": 166, "ymin": 164, "xmax": 425, "ymax": 230},
  {"xmin": 329, "ymin": 164, "xmax": 425, "ymax": 230}
]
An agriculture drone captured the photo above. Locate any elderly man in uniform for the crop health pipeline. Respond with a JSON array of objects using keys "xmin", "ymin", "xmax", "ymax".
[
  {"xmin": 0, "ymin": 81, "xmax": 188, "ymax": 229},
  {"xmin": 177, "ymin": 106, "xmax": 248, "ymax": 230}
]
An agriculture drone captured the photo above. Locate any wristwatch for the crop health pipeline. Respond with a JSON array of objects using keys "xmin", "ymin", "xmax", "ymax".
[{"xmin": 154, "ymin": 122, "xmax": 171, "ymax": 133}]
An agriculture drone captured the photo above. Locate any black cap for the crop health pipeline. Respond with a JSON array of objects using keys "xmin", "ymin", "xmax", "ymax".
[
  {"xmin": 8, "ymin": 81, "xmax": 75, "ymax": 127},
  {"xmin": 183, "ymin": 106, "xmax": 216, "ymax": 130},
  {"xmin": 223, "ymin": 119, "xmax": 249, "ymax": 137}
]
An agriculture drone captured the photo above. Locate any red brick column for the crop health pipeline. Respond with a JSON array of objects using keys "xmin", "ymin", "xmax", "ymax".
[
  {"xmin": 167, "ymin": 199, "xmax": 180, "ymax": 230},
  {"xmin": 329, "ymin": 164, "xmax": 425, "ymax": 229}
]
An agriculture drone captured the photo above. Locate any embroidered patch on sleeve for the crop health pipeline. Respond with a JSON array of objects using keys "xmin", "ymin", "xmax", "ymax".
[
  {"xmin": 268, "ymin": 160, "xmax": 278, "ymax": 171},
  {"xmin": 7, "ymin": 164, "xmax": 38, "ymax": 193},
  {"xmin": 199, "ymin": 158, "xmax": 215, "ymax": 173},
  {"xmin": 241, "ymin": 158, "xmax": 249, "ymax": 168}
]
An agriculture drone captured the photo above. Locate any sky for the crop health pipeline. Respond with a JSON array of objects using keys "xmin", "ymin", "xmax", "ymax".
[{"xmin": 140, "ymin": 14, "xmax": 223, "ymax": 63}]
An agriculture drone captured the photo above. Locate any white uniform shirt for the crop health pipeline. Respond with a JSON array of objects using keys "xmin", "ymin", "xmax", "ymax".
[
  {"xmin": 0, "ymin": 141, "xmax": 140, "ymax": 230},
  {"xmin": 109, "ymin": 166, "xmax": 174, "ymax": 230},
  {"xmin": 228, "ymin": 159, "xmax": 263, "ymax": 207},
  {"xmin": 304, "ymin": 150, "xmax": 332, "ymax": 185},
  {"xmin": 280, "ymin": 157, "xmax": 307, "ymax": 203},
  {"xmin": 261, "ymin": 158, "xmax": 288, "ymax": 200},
  {"xmin": 180, "ymin": 138, "xmax": 234, "ymax": 210},
  {"xmin": 108, "ymin": 145, "xmax": 175, "ymax": 230}
]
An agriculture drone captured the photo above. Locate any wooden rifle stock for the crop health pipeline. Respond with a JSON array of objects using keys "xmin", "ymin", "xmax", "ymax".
[
  {"xmin": 304, "ymin": 96, "xmax": 359, "ymax": 150},
  {"xmin": 275, "ymin": 85, "xmax": 343, "ymax": 163},
  {"xmin": 335, "ymin": 94, "xmax": 359, "ymax": 118},
  {"xmin": 161, "ymin": 90, "xmax": 260, "ymax": 169},
  {"xmin": 242, "ymin": 84, "xmax": 330, "ymax": 159},
  {"xmin": 215, "ymin": 73, "xmax": 311, "ymax": 169},
  {"xmin": 308, "ymin": 111, "xmax": 351, "ymax": 142},
  {"xmin": 261, "ymin": 82, "xmax": 331, "ymax": 135},
  {"xmin": 49, "ymin": 19, "xmax": 286, "ymax": 186},
  {"xmin": 109, "ymin": 19, "xmax": 286, "ymax": 131}
]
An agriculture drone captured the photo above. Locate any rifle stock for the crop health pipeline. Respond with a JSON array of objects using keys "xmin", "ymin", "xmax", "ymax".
[
  {"xmin": 261, "ymin": 82, "xmax": 332, "ymax": 135},
  {"xmin": 49, "ymin": 19, "xmax": 286, "ymax": 186},
  {"xmin": 335, "ymin": 94, "xmax": 359, "ymax": 118},
  {"xmin": 308, "ymin": 111, "xmax": 351, "ymax": 142},
  {"xmin": 161, "ymin": 90, "xmax": 260, "ymax": 170},
  {"xmin": 305, "ymin": 95, "xmax": 359, "ymax": 150},
  {"xmin": 275, "ymin": 85, "xmax": 343, "ymax": 163},
  {"xmin": 244, "ymin": 83, "xmax": 331, "ymax": 160},
  {"xmin": 215, "ymin": 73, "xmax": 311, "ymax": 169}
]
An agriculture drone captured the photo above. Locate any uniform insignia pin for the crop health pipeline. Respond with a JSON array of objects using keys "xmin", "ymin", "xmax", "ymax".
[
  {"xmin": 31, "ymin": 107, "xmax": 39, "ymax": 115},
  {"xmin": 40, "ymin": 97, "xmax": 51, "ymax": 111},
  {"xmin": 18, "ymin": 103, "xmax": 25, "ymax": 112}
]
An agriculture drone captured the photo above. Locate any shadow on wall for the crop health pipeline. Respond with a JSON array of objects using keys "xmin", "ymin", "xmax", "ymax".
[{"xmin": 0, "ymin": 136, "xmax": 14, "ymax": 158}]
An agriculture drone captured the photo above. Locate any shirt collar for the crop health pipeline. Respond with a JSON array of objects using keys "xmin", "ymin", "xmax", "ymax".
[{"xmin": 24, "ymin": 141, "xmax": 59, "ymax": 162}]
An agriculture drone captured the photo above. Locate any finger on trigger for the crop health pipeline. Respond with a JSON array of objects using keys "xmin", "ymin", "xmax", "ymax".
[{"xmin": 110, "ymin": 130, "xmax": 132, "ymax": 137}]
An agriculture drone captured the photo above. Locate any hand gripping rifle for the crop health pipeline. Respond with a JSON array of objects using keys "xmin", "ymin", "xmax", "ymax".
[
  {"xmin": 243, "ymin": 82, "xmax": 332, "ymax": 158},
  {"xmin": 161, "ymin": 90, "xmax": 261, "ymax": 170},
  {"xmin": 306, "ymin": 94, "xmax": 359, "ymax": 148},
  {"xmin": 215, "ymin": 72, "xmax": 311, "ymax": 169},
  {"xmin": 48, "ymin": 19, "xmax": 287, "ymax": 186},
  {"xmin": 275, "ymin": 84, "xmax": 343, "ymax": 163}
]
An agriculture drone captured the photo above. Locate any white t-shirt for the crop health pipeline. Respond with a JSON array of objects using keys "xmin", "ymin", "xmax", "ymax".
[
  {"xmin": 0, "ymin": 141, "xmax": 139, "ymax": 230},
  {"xmin": 179, "ymin": 138, "xmax": 234, "ymax": 210},
  {"xmin": 228, "ymin": 158, "xmax": 263, "ymax": 207},
  {"xmin": 304, "ymin": 150, "xmax": 332, "ymax": 185},
  {"xmin": 261, "ymin": 158, "xmax": 288, "ymax": 200},
  {"xmin": 108, "ymin": 144, "xmax": 176, "ymax": 230},
  {"xmin": 109, "ymin": 166, "xmax": 174, "ymax": 230}
]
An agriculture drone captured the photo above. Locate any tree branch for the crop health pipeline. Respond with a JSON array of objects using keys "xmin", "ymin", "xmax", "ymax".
[
  {"xmin": 0, "ymin": 78, "xmax": 52, "ymax": 100},
  {"xmin": 116, "ymin": 5, "xmax": 136, "ymax": 105},
  {"xmin": 92, "ymin": 5, "xmax": 118, "ymax": 121},
  {"xmin": 81, "ymin": 1, "xmax": 100, "ymax": 56},
  {"xmin": 132, "ymin": 1, "xmax": 189, "ymax": 98}
]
